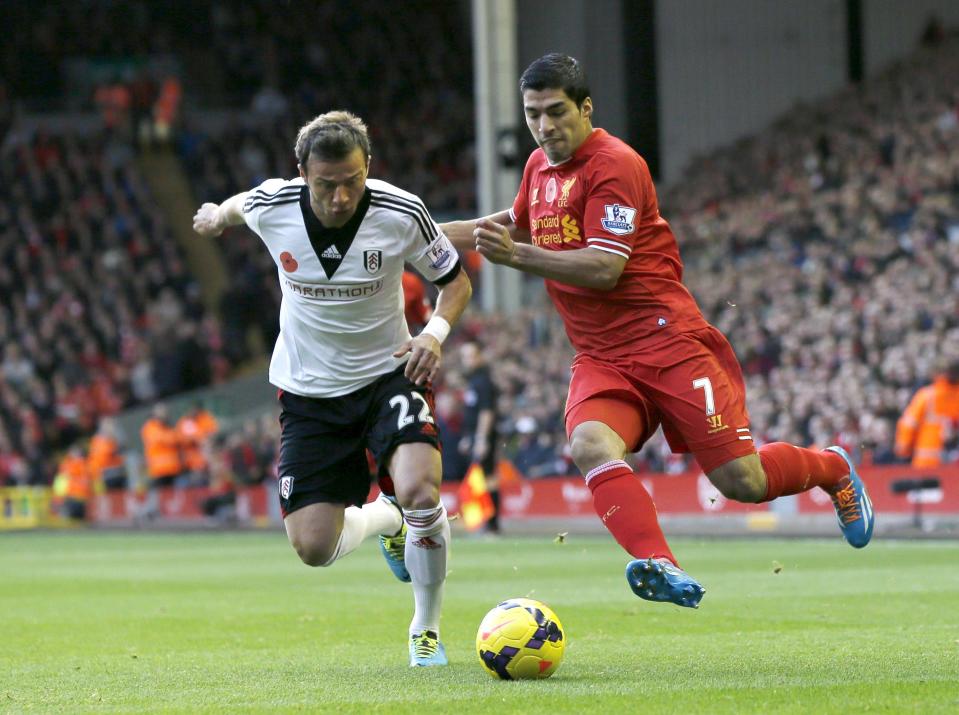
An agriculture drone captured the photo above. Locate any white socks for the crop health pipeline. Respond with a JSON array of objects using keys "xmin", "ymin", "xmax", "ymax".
[
  {"xmin": 403, "ymin": 503, "xmax": 450, "ymax": 637},
  {"xmin": 323, "ymin": 495, "xmax": 403, "ymax": 566}
]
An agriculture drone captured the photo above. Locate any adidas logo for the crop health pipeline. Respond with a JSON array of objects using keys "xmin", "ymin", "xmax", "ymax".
[
  {"xmin": 411, "ymin": 536, "xmax": 442, "ymax": 550},
  {"xmin": 321, "ymin": 245, "xmax": 341, "ymax": 259}
]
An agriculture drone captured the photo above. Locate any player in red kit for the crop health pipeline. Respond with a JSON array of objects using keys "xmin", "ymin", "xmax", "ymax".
[{"xmin": 442, "ymin": 53, "xmax": 873, "ymax": 608}]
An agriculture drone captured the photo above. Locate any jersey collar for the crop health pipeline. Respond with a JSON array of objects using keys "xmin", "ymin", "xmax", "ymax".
[
  {"xmin": 299, "ymin": 185, "xmax": 372, "ymax": 279},
  {"xmin": 544, "ymin": 128, "xmax": 602, "ymax": 168}
]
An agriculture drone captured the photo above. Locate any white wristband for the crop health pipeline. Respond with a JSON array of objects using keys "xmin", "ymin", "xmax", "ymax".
[{"xmin": 420, "ymin": 316, "xmax": 451, "ymax": 345}]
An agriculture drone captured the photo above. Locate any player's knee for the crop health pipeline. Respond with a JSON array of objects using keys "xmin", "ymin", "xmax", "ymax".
[
  {"xmin": 290, "ymin": 536, "xmax": 336, "ymax": 567},
  {"xmin": 570, "ymin": 432, "xmax": 619, "ymax": 473},
  {"xmin": 393, "ymin": 475, "xmax": 440, "ymax": 511},
  {"xmin": 709, "ymin": 466, "xmax": 765, "ymax": 503}
]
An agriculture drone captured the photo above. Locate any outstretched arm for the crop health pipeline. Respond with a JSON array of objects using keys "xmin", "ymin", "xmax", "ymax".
[
  {"xmin": 394, "ymin": 269, "xmax": 472, "ymax": 386},
  {"xmin": 193, "ymin": 192, "xmax": 249, "ymax": 238},
  {"xmin": 474, "ymin": 218, "xmax": 626, "ymax": 291},
  {"xmin": 440, "ymin": 210, "xmax": 530, "ymax": 253}
]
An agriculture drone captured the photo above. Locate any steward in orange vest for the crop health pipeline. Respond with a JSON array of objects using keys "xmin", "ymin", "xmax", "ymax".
[
  {"xmin": 141, "ymin": 403, "xmax": 183, "ymax": 488},
  {"xmin": 88, "ymin": 417, "xmax": 127, "ymax": 490},
  {"xmin": 54, "ymin": 445, "xmax": 98, "ymax": 520},
  {"xmin": 176, "ymin": 403, "xmax": 219, "ymax": 481},
  {"xmin": 895, "ymin": 361, "xmax": 959, "ymax": 467}
]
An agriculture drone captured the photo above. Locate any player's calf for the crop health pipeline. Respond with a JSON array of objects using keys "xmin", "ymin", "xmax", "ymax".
[{"xmin": 706, "ymin": 455, "xmax": 766, "ymax": 503}]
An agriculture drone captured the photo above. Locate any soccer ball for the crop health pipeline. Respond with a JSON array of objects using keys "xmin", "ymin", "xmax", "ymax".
[{"xmin": 475, "ymin": 598, "xmax": 566, "ymax": 680}]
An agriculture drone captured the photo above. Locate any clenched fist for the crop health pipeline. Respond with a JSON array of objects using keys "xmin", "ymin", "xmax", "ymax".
[{"xmin": 193, "ymin": 203, "xmax": 225, "ymax": 238}]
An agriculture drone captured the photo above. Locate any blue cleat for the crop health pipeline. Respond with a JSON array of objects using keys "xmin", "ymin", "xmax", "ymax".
[
  {"xmin": 626, "ymin": 558, "xmax": 705, "ymax": 608},
  {"xmin": 378, "ymin": 496, "xmax": 411, "ymax": 582},
  {"xmin": 409, "ymin": 630, "xmax": 448, "ymax": 667},
  {"xmin": 824, "ymin": 446, "xmax": 875, "ymax": 548}
]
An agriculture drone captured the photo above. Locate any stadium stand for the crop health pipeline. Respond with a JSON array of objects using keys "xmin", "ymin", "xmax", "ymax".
[
  {"xmin": 1, "ymin": 5, "xmax": 958, "ymax": 498},
  {"xmin": 420, "ymin": 38, "xmax": 959, "ymax": 479},
  {"xmin": 664, "ymin": 39, "xmax": 959, "ymax": 465},
  {"xmin": 0, "ymin": 130, "xmax": 230, "ymax": 486}
]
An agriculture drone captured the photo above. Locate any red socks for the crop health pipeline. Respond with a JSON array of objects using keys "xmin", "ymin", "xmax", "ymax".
[
  {"xmin": 582, "ymin": 446, "xmax": 847, "ymax": 563},
  {"xmin": 585, "ymin": 461, "xmax": 677, "ymax": 566},
  {"xmin": 758, "ymin": 442, "xmax": 848, "ymax": 502}
]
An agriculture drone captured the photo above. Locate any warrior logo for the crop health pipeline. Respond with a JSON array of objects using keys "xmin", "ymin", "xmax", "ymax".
[{"xmin": 363, "ymin": 249, "xmax": 382, "ymax": 274}]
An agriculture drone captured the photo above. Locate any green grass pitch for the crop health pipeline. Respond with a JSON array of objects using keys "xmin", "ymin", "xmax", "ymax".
[{"xmin": 1, "ymin": 530, "xmax": 957, "ymax": 713}]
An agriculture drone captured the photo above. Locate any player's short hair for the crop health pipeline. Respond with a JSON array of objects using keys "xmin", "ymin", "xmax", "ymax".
[
  {"xmin": 294, "ymin": 110, "xmax": 371, "ymax": 167},
  {"xmin": 519, "ymin": 53, "xmax": 590, "ymax": 107}
]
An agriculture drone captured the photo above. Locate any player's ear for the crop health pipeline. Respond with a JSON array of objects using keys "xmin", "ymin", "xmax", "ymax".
[
  {"xmin": 297, "ymin": 163, "xmax": 307, "ymax": 181},
  {"xmin": 581, "ymin": 97, "xmax": 593, "ymax": 120}
]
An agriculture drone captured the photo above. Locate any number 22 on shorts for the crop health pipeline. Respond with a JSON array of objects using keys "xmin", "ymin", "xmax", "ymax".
[{"xmin": 389, "ymin": 393, "xmax": 435, "ymax": 430}]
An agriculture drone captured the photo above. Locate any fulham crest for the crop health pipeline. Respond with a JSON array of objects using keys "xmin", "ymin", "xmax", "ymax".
[
  {"xmin": 279, "ymin": 476, "xmax": 295, "ymax": 499},
  {"xmin": 363, "ymin": 249, "xmax": 383, "ymax": 274}
]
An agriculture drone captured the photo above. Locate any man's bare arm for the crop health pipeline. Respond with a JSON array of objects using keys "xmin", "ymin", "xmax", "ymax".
[
  {"xmin": 193, "ymin": 192, "xmax": 249, "ymax": 238},
  {"xmin": 440, "ymin": 210, "xmax": 531, "ymax": 252},
  {"xmin": 394, "ymin": 269, "xmax": 473, "ymax": 385},
  {"xmin": 474, "ymin": 218, "xmax": 626, "ymax": 291}
]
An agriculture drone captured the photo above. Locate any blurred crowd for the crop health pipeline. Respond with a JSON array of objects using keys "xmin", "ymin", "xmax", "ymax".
[
  {"xmin": 3, "ymin": 8, "xmax": 959, "ymax": 504},
  {"xmin": 0, "ymin": 131, "xmax": 232, "ymax": 487},
  {"xmin": 189, "ymin": 0, "xmax": 476, "ymax": 212},
  {"xmin": 660, "ymin": 37, "xmax": 959, "ymax": 466}
]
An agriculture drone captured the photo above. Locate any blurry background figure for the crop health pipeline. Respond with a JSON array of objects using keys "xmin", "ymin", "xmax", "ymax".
[
  {"xmin": 152, "ymin": 75, "xmax": 182, "ymax": 145},
  {"xmin": 93, "ymin": 76, "xmax": 130, "ymax": 135},
  {"xmin": 402, "ymin": 270, "xmax": 433, "ymax": 334},
  {"xmin": 895, "ymin": 359, "xmax": 959, "ymax": 467},
  {"xmin": 53, "ymin": 443, "xmax": 97, "ymax": 521},
  {"xmin": 139, "ymin": 403, "xmax": 184, "ymax": 520},
  {"xmin": 128, "ymin": 69, "xmax": 158, "ymax": 150},
  {"xmin": 200, "ymin": 435, "xmax": 236, "ymax": 524},
  {"xmin": 176, "ymin": 401, "xmax": 219, "ymax": 486},
  {"xmin": 88, "ymin": 416, "xmax": 127, "ymax": 491},
  {"xmin": 458, "ymin": 340, "xmax": 502, "ymax": 533}
]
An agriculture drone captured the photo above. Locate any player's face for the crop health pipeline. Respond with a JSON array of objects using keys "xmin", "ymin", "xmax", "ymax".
[
  {"xmin": 299, "ymin": 147, "xmax": 370, "ymax": 228},
  {"xmin": 523, "ymin": 88, "xmax": 593, "ymax": 164}
]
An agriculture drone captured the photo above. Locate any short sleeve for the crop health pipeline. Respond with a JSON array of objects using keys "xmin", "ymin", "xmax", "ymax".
[
  {"xmin": 582, "ymin": 154, "xmax": 648, "ymax": 260},
  {"xmin": 409, "ymin": 232, "xmax": 461, "ymax": 285},
  {"xmin": 241, "ymin": 178, "xmax": 299, "ymax": 236}
]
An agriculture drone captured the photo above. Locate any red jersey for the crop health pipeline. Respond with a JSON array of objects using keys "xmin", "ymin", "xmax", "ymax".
[{"xmin": 510, "ymin": 128, "xmax": 709, "ymax": 356}]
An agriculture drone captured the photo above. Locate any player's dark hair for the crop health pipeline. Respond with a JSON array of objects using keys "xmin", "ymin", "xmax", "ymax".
[
  {"xmin": 519, "ymin": 53, "xmax": 590, "ymax": 107},
  {"xmin": 295, "ymin": 110, "xmax": 371, "ymax": 168}
]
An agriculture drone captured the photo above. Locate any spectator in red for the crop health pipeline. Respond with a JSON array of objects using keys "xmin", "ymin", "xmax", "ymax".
[{"xmin": 402, "ymin": 270, "xmax": 432, "ymax": 333}]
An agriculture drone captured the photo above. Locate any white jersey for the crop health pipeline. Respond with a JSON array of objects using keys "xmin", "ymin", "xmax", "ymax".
[{"xmin": 241, "ymin": 177, "xmax": 460, "ymax": 397}]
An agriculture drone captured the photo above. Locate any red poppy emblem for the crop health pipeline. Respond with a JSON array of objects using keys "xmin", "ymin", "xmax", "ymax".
[{"xmin": 280, "ymin": 251, "xmax": 298, "ymax": 272}]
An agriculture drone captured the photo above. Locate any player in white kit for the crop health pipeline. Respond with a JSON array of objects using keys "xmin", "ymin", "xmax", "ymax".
[{"xmin": 193, "ymin": 111, "xmax": 471, "ymax": 666}]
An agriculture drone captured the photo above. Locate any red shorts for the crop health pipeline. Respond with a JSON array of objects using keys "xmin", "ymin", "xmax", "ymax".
[{"xmin": 564, "ymin": 326, "xmax": 756, "ymax": 473}]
